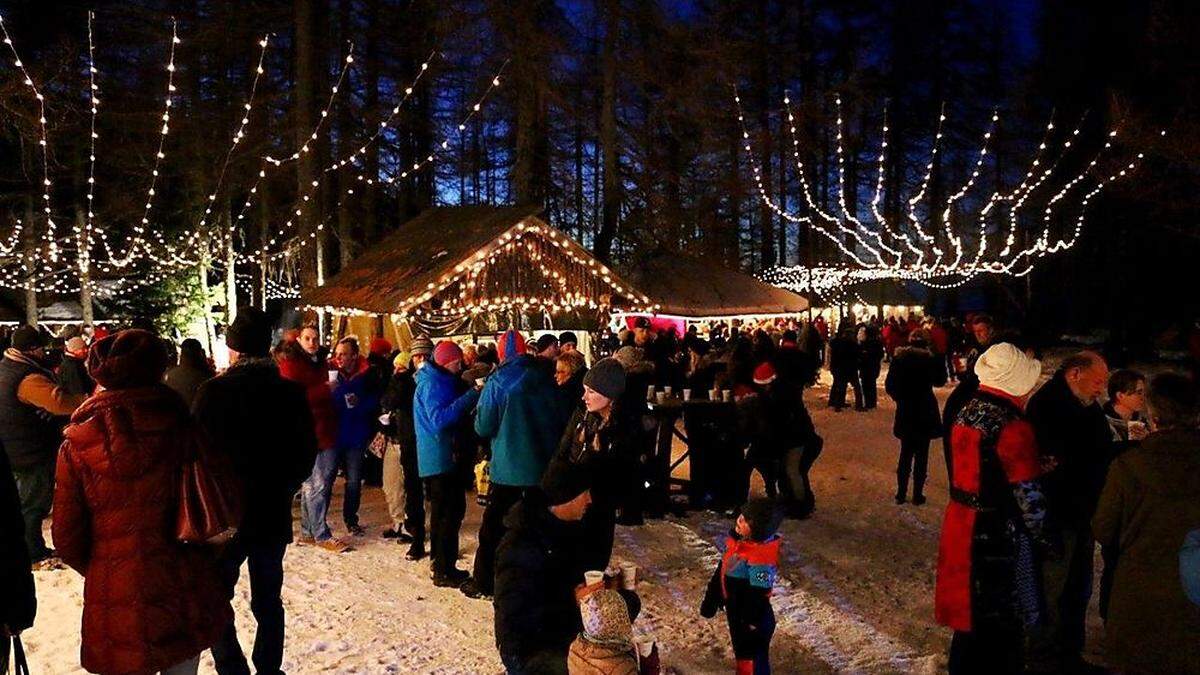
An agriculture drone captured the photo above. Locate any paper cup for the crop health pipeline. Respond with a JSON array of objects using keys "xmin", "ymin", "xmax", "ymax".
[
  {"xmin": 584, "ymin": 570, "xmax": 605, "ymax": 586},
  {"xmin": 646, "ymin": 385, "xmax": 655, "ymax": 402},
  {"xmin": 663, "ymin": 386, "xmax": 672, "ymax": 396},
  {"xmin": 636, "ymin": 640, "xmax": 655, "ymax": 657},
  {"xmin": 475, "ymin": 378, "xmax": 485, "ymax": 387},
  {"xmin": 722, "ymin": 389, "xmax": 732, "ymax": 402},
  {"xmin": 710, "ymin": 389, "xmax": 720, "ymax": 400},
  {"xmin": 682, "ymin": 389, "xmax": 692, "ymax": 401},
  {"xmin": 327, "ymin": 370, "xmax": 339, "ymax": 384},
  {"xmin": 619, "ymin": 563, "xmax": 637, "ymax": 590}
]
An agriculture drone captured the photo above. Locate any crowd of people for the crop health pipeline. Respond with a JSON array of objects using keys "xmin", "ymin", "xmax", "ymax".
[{"xmin": 0, "ymin": 307, "xmax": 1197, "ymax": 674}]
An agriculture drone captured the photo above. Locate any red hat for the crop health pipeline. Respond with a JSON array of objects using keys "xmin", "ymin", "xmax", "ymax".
[
  {"xmin": 433, "ymin": 340, "xmax": 464, "ymax": 367},
  {"xmin": 497, "ymin": 329, "xmax": 527, "ymax": 362},
  {"xmin": 369, "ymin": 337, "xmax": 393, "ymax": 357},
  {"xmin": 87, "ymin": 329, "xmax": 169, "ymax": 390},
  {"xmin": 752, "ymin": 362, "xmax": 777, "ymax": 385}
]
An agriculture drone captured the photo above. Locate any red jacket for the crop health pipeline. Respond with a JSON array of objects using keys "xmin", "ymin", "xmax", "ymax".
[
  {"xmin": 53, "ymin": 386, "xmax": 231, "ymax": 675},
  {"xmin": 278, "ymin": 346, "xmax": 338, "ymax": 450},
  {"xmin": 929, "ymin": 324, "xmax": 949, "ymax": 355}
]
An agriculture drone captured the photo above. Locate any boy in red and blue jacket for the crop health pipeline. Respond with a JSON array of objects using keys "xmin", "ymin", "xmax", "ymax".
[{"xmin": 701, "ymin": 498, "xmax": 784, "ymax": 675}]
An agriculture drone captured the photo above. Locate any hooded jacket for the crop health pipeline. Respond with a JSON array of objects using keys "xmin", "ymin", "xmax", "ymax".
[
  {"xmin": 414, "ymin": 362, "xmax": 480, "ymax": 477},
  {"xmin": 474, "ymin": 342, "xmax": 566, "ymax": 487},
  {"xmin": 53, "ymin": 385, "xmax": 232, "ymax": 675}
]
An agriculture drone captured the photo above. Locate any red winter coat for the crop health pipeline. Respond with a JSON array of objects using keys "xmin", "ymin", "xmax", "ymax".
[
  {"xmin": 52, "ymin": 385, "xmax": 231, "ymax": 675},
  {"xmin": 278, "ymin": 346, "xmax": 338, "ymax": 450}
]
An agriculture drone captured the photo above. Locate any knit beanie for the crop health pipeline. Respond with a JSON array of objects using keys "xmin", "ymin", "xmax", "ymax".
[
  {"xmin": 579, "ymin": 589, "xmax": 634, "ymax": 649},
  {"xmin": 410, "ymin": 335, "xmax": 434, "ymax": 357},
  {"xmin": 65, "ymin": 337, "xmax": 88, "ymax": 358},
  {"xmin": 87, "ymin": 329, "xmax": 169, "ymax": 390},
  {"xmin": 582, "ymin": 357, "xmax": 626, "ymax": 400},
  {"xmin": 558, "ymin": 331, "xmax": 578, "ymax": 347},
  {"xmin": 225, "ymin": 306, "xmax": 272, "ymax": 357},
  {"xmin": 393, "ymin": 351, "xmax": 411, "ymax": 370},
  {"xmin": 753, "ymin": 362, "xmax": 777, "ymax": 385},
  {"xmin": 369, "ymin": 337, "xmax": 393, "ymax": 358},
  {"xmin": 497, "ymin": 329, "xmax": 527, "ymax": 362},
  {"xmin": 740, "ymin": 497, "xmax": 784, "ymax": 542},
  {"xmin": 541, "ymin": 459, "xmax": 593, "ymax": 506},
  {"xmin": 613, "ymin": 345, "xmax": 644, "ymax": 371},
  {"xmin": 433, "ymin": 340, "xmax": 464, "ymax": 367},
  {"xmin": 11, "ymin": 326, "xmax": 47, "ymax": 352},
  {"xmin": 535, "ymin": 333, "xmax": 559, "ymax": 353},
  {"xmin": 975, "ymin": 342, "xmax": 1042, "ymax": 398}
]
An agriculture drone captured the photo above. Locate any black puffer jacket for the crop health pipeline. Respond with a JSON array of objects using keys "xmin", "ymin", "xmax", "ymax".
[
  {"xmin": 493, "ymin": 491, "xmax": 587, "ymax": 663},
  {"xmin": 885, "ymin": 346, "xmax": 947, "ymax": 440},
  {"xmin": 192, "ymin": 357, "xmax": 319, "ymax": 544},
  {"xmin": 0, "ymin": 447, "xmax": 35, "ymax": 632}
]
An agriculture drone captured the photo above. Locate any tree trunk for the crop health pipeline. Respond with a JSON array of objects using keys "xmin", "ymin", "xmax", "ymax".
[
  {"xmin": 76, "ymin": 209, "xmax": 93, "ymax": 327},
  {"xmin": 23, "ymin": 199, "xmax": 37, "ymax": 327},
  {"xmin": 594, "ymin": 0, "xmax": 620, "ymax": 262},
  {"xmin": 294, "ymin": 0, "xmax": 321, "ymax": 284}
]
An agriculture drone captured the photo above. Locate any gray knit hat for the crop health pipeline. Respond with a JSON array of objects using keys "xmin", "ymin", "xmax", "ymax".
[
  {"xmin": 410, "ymin": 335, "xmax": 434, "ymax": 357},
  {"xmin": 582, "ymin": 357, "xmax": 626, "ymax": 400}
]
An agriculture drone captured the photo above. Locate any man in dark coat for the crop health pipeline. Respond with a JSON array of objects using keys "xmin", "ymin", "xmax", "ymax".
[
  {"xmin": 493, "ymin": 461, "xmax": 594, "ymax": 674},
  {"xmin": 56, "ymin": 336, "xmax": 94, "ymax": 397},
  {"xmin": 1024, "ymin": 351, "xmax": 1111, "ymax": 675},
  {"xmin": 858, "ymin": 326, "xmax": 886, "ymax": 410},
  {"xmin": 827, "ymin": 325, "xmax": 862, "ymax": 411},
  {"xmin": 885, "ymin": 331, "xmax": 947, "ymax": 505},
  {"xmin": 193, "ymin": 307, "xmax": 320, "ymax": 675},
  {"xmin": 0, "ymin": 447, "xmax": 35, "ymax": 672},
  {"xmin": 0, "ymin": 325, "xmax": 86, "ymax": 563}
]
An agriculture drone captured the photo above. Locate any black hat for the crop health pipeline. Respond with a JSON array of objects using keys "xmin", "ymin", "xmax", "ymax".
[
  {"xmin": 535, "ymin": 333, "xmax": 559, "ymax": 353},
  {"xmin": 226, "ymin": 307, "xmax": 272, "ymax": 357},
  {"xmin": 558, "ymin": 331, "xmax": 578, "ymax": 346},
  {"xmin": 582, "ymin": 357, "xmax": 626, "ymax": 400},
  {"xmin": 11, "ymin": 326, "xmax": 47, "ymax": 352},
  {"xmin": 740, "ymin": 498, "xmax": 784, "ymax": 541},
  {"xmin": 541, "ymin": 459, "xmax": 593, "ymax": 506}
]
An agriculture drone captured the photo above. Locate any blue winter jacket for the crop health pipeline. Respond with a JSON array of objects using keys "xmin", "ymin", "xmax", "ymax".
[
  {"xmin": 332, "ymin": 359, "xmax": 381, "ymax": 450},
  {"xmin": 474, "ymin": 352, "xmax": 567, "ymax": 487},
  {"xmin": 414, "ymin": 363, "xmax": 480, "ymax": 478}
]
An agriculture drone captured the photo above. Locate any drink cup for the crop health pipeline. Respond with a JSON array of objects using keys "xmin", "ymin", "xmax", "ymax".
[
  {"xmin": 646, "ymin": 386, "xmax": 655, "ymax": 402},
  {"xmin": 682, "ymin": 389, "xmax": 692, "ymax": 401},
  {"xmin": 636, "ymin": 640, "xmax": 655, "ymax": 657},
  {"xmin": 663, "ymin": 386, "xmax": 673, "ymax": 396},
  {"xmin": 475, "ymin": 378, "xmax": 486, "ymax": 388},
  {"xmin": 619, "ymin": 563, "xmax": 637, "ymax": 590},
  {"xmin": 722, "ymin": 389, "xmax": 732, "ymax": 402},
  {"xmin": 584, "ymin": 570, "xmax": 605, "ymax": 587},
  {"xmin": 710, "ymin": 388, "xmax": 720, "ymax": 401},
  {"xmin": 327, "ymin": 370, "xmax": 339, "ymax": 384}
]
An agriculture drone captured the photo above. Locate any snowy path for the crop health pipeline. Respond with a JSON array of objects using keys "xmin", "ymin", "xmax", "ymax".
[{"xmin": 25, "ymin": 369, "xmax": 1107, "ymax": 673}]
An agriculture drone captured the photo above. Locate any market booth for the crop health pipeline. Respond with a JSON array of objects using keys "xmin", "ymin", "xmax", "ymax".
[
  {"xmin": 615, "ymin": 252, "xmax": 810, "ymax": 335},
  {"xmin": 301, "ymin": 205, "xmax": 654, "ymax": 351}
]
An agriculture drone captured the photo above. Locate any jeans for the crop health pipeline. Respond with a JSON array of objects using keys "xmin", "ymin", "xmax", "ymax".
[
  {"xmin": 299, "ymin": 446, "xmax": 365, "ymax": 540},
  {"xmin": 211, "ymin": 537, "xmax": 288, "ymax": 675},
  {"xmin": 12, "ymin": 459, "xmax": 54, "ymax": 559},
  {"xmin": 829, "ymin": 372, "xmax": 862, "ymax": 410},
  {"xmin": 1025, "ymin": 526, "xmax": 1094, "ymax": 672},
  {"xmin": 472, "ymin": 484, "xmax": 525, "ymax": 593},
  {"xmin": 426, "ymin": 472, "xmax": 466, "ymax": 576},
  {"xmin": 160, "ymin": 655, "xmax": 201, "ymax": 675},
  {"xmin": 896, "ymin": 436, "xmax": 930, "ymax": 499}
]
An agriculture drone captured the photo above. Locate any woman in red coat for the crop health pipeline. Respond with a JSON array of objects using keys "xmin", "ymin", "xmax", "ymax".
[
  {"xmin": 935, "ymin": 342, "xmax": 1057, "ymax": 674},
  {"xmin": 53, "ymin": 330, "xmax": 231, "ymax": 675}
]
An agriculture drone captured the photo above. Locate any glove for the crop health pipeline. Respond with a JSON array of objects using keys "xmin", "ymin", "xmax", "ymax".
[{"xmin": 700, "ymin": 594, "xmax": 721, "ymax": 618}]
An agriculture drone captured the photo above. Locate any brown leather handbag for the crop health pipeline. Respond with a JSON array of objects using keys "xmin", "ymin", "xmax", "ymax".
[{"xmin": 177, "ymin": 439, "xmax": 241, "ymax": 545}]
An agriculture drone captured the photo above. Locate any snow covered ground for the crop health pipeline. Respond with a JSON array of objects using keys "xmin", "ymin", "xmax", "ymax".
[{"xmin": 26, "ymin": 368, "xmax": 1108, "ymax": 674}]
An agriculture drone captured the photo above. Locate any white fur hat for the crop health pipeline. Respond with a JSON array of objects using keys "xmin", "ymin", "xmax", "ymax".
[{"xmin": 974, "ymin": 342, "xmax": 1042, "ymax": 398}]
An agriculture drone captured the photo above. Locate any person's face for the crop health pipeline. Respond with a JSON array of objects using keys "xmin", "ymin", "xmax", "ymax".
[
  {"xmin": 561, "ymin": 343, "xmax": 576, "ymax": 354},
  {"xmin": 334, "ymin": 343, "xmax": 358, "ymax": 371},
  {"xmin": 299, "ymin": 328, "xmax": 320, "ymax": 355},
  {"xmin": 551, "ymin": 489, "xmax": 592, "ymax": 521},
  {"xmin": 542, "ymin": 343, "xmax": 560, "ymax": 360},
  {"xmin": 582, "ymin": 384, "xmax": 613, "ymax": 414},
  {"xmin": 972, "ymin": 322, "xmax": 993, "ymax": 346},
  {"xmin": 735, "ymin": 514, "xmax": 751, "ymax": 538},
  {"xmin": 555, "ymin": 361, "xmax": 573, "ymax": 386},
  {"xmin": 634, "ymin": 327, "xmax": 649, "ymax": 345},
  {"xmin": 1115, "ymin": 380, "xmax": 1147, "ymax": 413},
  {"xmin": 1068, "ymin": 361, "xmax": 1109, "ymax": 403},
  {"xmin": 413, "ymin": 354, "xmax": 427, "ymax": 369}
]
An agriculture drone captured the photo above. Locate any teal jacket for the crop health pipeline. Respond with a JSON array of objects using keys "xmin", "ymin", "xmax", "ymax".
[
  {"xmin": 414, "ymin": 363, "xmax": 480, "ymax": 478},
  {"xmin": 474, "ymin": 353, "xmax": 566, "ymax": 486}
]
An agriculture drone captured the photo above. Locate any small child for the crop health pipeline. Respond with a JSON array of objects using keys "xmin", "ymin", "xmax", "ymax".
[
  {"xmin": 568, "ymin": 589, "xmax": 639, "ymax": 675},
  {"xmin": 700, "ymin": 498, "xmax": 784, "ymax": 675}
]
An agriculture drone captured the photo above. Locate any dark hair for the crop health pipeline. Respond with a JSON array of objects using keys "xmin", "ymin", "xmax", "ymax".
[
  {"xmin": 781, "ymin": 329, "xmax": 797, "ymax": 342},
  {"xmin": 179, "ymin": 338, "xmax": 211, "ymax": 373},
  {"xmin": 299, "ymin": 323, "xmax": 319, "ymax": 334},
  {"xmin": 972, "ymin": 314, "xmax": 995, "ymax": 328},
  {"xmin": 1145, "ymin": 372, "xmax": 1200, "ymax": 429},
  {"xmin": 1107, "ymin": 369, "xmax": 1146, "ymax": 402},
  {"xmin": 1061, "ymin": 351, "xmax": 1101, "ymax": 374},
  {"xmin": 337, "ymin": 336, "xmax": 360, "ymax": 354}
]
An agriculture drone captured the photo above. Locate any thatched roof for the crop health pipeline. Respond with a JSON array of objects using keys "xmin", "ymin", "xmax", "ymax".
[
  {"xmin": 620, "ymin": 253, "xmax": 809, "ymax": 318},
  {"xmin": 303, "ymin": 205, "xmax": 650, "ymax": 317}
]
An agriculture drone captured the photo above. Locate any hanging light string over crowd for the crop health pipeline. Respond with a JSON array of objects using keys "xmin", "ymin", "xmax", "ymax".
[{"xmin": 737, "ymin": 89, "xmax": 1156, "ymax": 294}]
